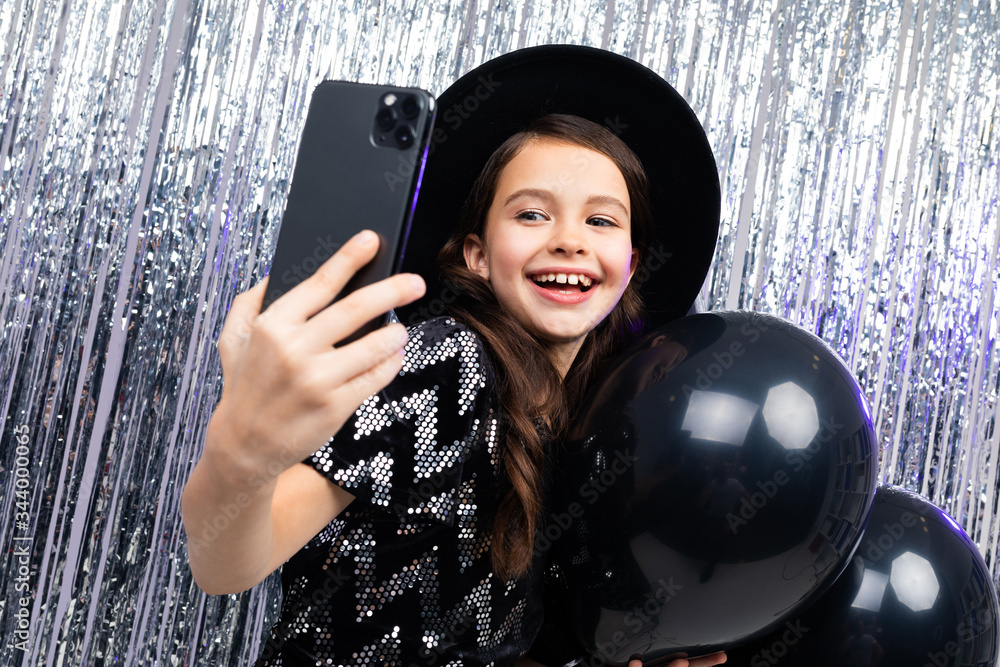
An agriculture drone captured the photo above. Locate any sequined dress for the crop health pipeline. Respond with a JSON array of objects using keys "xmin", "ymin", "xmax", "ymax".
[{"xmin": 254, "ymin": 317, "xmax": 544, "ymax": 666}]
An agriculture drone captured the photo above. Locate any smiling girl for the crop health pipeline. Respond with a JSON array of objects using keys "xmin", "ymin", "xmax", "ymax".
[{"xmin": 181, "ymin": 46, "xmax": 723, "ymax": 667}]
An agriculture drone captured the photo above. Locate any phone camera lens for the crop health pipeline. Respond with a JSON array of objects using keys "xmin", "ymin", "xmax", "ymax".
[
  {"xmin": 394, "ymin": 125, "xmax": 414, "ymax": 149},
  {"xmin": 400, "ymin": 95, "xmax": 420, "ymax": 119},
  {"xmin": 376, "ymin": 107, "xmax": 396, "ymax": 131}
]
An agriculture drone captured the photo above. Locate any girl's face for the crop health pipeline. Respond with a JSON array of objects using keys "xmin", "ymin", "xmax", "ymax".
[{"xmin": 463, "ymin": 138, "xmax": 638, "ymax": 370}]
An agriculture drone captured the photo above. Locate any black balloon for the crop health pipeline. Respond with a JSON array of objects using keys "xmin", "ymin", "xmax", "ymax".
[
  {"xmin": 725, "ymin": 485, "xmax": 1000, "ymax": 667},
  {"xmin": 551, "ymin": 311, "xmax": 879, "ymax": 664}
]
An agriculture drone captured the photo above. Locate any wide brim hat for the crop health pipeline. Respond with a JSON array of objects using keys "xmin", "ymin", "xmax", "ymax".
[{"xmin": 397, "ymin": 44, "xmax": 720, "ymax": 330}]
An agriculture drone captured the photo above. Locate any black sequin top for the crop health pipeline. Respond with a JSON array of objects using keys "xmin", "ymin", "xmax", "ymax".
[{"xmin": 254, "ymin": 317, "xmax": 544, "ymax": 667}]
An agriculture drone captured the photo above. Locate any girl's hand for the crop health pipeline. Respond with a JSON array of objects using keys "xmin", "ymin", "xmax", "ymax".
[
  {"xmin": 628, "ymin": 652, "xmax": 727, "ymax": 667},
  {"xmin": 209, "ymin": 229, "xmax": 426, "ymax": 479},
  {"xmin": 183, "ymin": 231, "xmax": 426, "ymax": 595}
]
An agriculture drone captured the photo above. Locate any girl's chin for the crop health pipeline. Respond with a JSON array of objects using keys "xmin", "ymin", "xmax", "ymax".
[{"xmin": 528, "ymin": 321, "xmax": 596, "ymax": 348}]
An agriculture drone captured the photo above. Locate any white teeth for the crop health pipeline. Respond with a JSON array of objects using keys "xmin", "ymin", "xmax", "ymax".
[{"xmin": 532, "ymin": 272, "xmax": 593, "ymax": 287}]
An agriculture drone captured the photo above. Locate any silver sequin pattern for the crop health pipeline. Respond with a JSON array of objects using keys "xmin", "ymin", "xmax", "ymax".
[{"xmin": 259, "ymin": 318, "xmax": 538, "ymax": 665}]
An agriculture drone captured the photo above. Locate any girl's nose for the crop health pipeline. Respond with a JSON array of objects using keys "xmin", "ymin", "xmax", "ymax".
[{"xmin": 549, "ymin": 222, "xmax": 587, "ymax": 255}]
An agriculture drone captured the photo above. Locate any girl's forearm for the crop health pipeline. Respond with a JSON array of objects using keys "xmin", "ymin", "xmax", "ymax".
[{"xmin": 181, "ymin": 414, "xmax": 279, "ymax": 595}]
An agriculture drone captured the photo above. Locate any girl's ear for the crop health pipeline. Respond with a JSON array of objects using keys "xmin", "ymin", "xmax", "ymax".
[
  {"xmin": 628, "ymin": 247, "xmax": 639, "ymax": 281},
  {"xmin": 463, "ymin": 234, "xmax": 490, "ymax": 280}
]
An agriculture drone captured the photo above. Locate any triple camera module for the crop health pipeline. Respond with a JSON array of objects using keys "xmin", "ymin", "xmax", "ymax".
[{"xmin": 372, "ymin": 93, "xmax": 422, "ymax": 150}]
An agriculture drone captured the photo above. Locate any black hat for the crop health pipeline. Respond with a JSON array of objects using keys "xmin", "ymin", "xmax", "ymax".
[{"xmin": 397, "ymin": 44, "xmax": 720, "ymax": 330}]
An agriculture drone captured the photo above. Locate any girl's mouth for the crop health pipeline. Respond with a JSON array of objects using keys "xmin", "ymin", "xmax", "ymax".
[{"xmin": 529, "ymin": 272, "xmax": 594, "ymax": 292}]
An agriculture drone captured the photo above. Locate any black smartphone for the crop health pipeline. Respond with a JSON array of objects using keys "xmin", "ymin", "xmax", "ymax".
[{"xmin": 262, "ymin": 80, "xmax": 435, "ymax": 339}]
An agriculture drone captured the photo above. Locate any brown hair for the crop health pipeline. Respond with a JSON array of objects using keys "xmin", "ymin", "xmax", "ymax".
[{"xmin": 437, "ymin": 114, "xmax": 653, "ymax": 580}]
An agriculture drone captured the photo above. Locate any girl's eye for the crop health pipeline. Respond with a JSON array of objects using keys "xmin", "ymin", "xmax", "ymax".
[
  {"xmin": 588, "ymin": 216, "xmax": 619, "ymax": 228},
  {"xmin": 515, "ymin": 210, "xmax": 546, "ymax": 221}
]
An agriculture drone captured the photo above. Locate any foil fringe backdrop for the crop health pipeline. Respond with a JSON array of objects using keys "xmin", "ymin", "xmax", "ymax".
[{"xmin": 0, "ymin": 0, "xmax": 997, "ymax": 663}]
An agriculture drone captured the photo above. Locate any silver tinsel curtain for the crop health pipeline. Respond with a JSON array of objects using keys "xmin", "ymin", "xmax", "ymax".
[{"xmin": 1, "ymin": 0, "xmax": 998, "ymax": 663}]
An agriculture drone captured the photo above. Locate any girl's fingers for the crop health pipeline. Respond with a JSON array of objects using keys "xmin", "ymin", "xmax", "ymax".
[
  {"xmin": 217, "ymin": 277, "xmax": 269, "ymax": 365},
  {"xmin": 335, "ymin": 336, "xmax": 408, "ymax": 408},
  {"xmin": 304, "ymin": 273, "xmax": 425, "ymax": 347},
  {"xmin": 628, "ymin": 652, "xmax": 724, "ymax": 667},
  {"xmin": 267, "ymin": 230, "xmax": 381, "ymax": 322},
  {"xmin": 321, "ymin": 323, "xmax": 410, "ymax": 384}
]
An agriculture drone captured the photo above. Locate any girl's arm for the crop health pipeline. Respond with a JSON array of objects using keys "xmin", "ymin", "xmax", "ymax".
[
  {"xmin": 181, "ymin": 230, "xmax": 425, "ymax": 595},
  {"xmin": 182, "ymin": 417, "xmax": 355, "ymax": 594}
]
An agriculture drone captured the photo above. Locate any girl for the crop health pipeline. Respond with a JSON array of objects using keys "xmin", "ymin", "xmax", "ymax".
[{"xmin": 181, "ymin": 46, "xmax": 724, "ymax": 667}]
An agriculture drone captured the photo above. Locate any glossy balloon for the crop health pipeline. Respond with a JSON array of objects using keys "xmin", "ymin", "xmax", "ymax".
[
  {"xmin": 726, "ymin": 485, "xmax": 1000, "ymax": 667},
  {"xmin": 551, "ymin": 311, "xmax": 879, "ymax": 664}
]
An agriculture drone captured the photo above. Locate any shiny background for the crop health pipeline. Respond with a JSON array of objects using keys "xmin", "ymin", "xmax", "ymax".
[{"xmin": 1, "ymin": 0, "xmax": 998, "ymax": 663}]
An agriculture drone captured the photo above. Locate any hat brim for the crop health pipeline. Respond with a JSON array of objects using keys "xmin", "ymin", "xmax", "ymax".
[{"xmin": 398, "ymin": 44, "xmax": 720, "ymax": 330}]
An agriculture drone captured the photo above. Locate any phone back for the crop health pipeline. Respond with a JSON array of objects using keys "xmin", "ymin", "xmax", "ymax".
[{"xmin": 263, "ymin": 80, "xmax": 434, "ymax": 312}]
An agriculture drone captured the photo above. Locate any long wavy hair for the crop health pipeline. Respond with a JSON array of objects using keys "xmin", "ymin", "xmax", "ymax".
[{"xmin": 437, "ymin": 114, "xmax": 654, "ymax": 580}]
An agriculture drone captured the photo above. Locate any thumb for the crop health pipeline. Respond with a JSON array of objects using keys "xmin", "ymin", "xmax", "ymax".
[{"xmin": 218, "ymin": 278, "xmax": 269, "ymax": 357}]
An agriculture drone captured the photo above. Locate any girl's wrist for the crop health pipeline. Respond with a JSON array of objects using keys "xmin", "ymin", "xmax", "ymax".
[{"xmin": 203, "ymin": 405, "xmax": 280, "ymax": 493}]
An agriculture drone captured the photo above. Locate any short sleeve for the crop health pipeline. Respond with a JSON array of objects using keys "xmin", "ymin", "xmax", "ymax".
[{"xmin": 305, "ymin": 317, "xmax": 492, "ymax": 525}]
